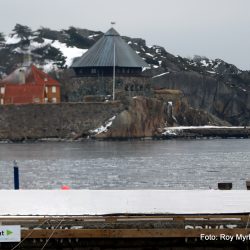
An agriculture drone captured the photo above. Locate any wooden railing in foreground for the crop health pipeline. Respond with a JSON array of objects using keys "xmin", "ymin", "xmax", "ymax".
[{"xmin": 0, "ymin": 214, "xmax": 250, "ymax": 238}]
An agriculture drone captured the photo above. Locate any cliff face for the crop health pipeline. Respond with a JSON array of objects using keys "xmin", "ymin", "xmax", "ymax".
[
  {"xmin": 152, "ymin": 71, "xmax": 250, "ymax": 125},
  {"xmin": 93, "ymin": 96, "xmax": 228, "ymax": 139},
  {"xmin": 95, "ymin": 97, "xmax": 166, "ymax": 138}
]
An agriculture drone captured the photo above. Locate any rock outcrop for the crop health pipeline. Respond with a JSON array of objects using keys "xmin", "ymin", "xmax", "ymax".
[
  {"xmin": 93, "ymin": 96, "xmax": 228, "ymax": 139},
  {"xmin": 152, "ymin": 71, "xmax": 250, "ymax": 125}
]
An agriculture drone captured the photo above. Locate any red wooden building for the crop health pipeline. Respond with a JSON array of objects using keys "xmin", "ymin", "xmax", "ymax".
[{"xmin": 0, "ymin": 65, "xmax": 60, "ymax": 105}]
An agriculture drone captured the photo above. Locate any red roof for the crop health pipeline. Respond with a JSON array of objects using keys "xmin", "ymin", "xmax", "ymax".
[
  {"xmin": 4, "ymin": 84, "xmax": 45, "ymax": 104},
  {"xmin": 0, "ymin": 64, "xmax": 60, "ymax": 86},
  {"xmin": 27, "ymin": 65, "xmax": 60, "ymax": 86}
]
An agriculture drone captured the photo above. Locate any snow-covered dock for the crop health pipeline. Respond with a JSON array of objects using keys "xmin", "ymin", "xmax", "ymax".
[
  {"xmin": 1, "ymin": 190, "xmax": 250, "ymax": 247},
  {"xmin": 1, "ymin": 190, "xmax": 250, "ymax": 216},
  {"xmin": 161, "ymin": 126, "xmax": 250, "ymax": 138}
]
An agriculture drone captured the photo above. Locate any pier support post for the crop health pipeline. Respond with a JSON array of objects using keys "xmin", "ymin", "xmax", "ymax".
[{"xmin": 13, "ymin": 160, "xmax": 20, "ymax": 190}]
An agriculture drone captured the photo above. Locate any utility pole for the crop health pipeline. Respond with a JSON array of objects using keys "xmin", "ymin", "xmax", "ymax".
[
  {"xmin": 111, "ymin": 21, "xmax": 116, "ymax": 101},
  {"xmin": 113, "ymin": 43, "xmax": 116, "ymax": 101}
]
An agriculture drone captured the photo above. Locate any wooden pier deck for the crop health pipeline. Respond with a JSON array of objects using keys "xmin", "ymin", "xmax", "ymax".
[{"xmin": 1, "ymin": 190, "xmax": 250, "ymax": 249}]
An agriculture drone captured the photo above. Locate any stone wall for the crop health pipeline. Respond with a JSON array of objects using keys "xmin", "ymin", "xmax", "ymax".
[
  {"xmin": 0, "ymin": 96, "xmax": 228, "ymax": 141},
  {"xmin": 63, "ymin": 76, "xmax": 152, "ymax": 102},
  {"xmin": 0, "ymin": 102, "xmax": 123, "ymax": 140}
]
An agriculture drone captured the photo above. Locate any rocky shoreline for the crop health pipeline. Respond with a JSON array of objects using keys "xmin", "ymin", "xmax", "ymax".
[
  {"xmin": 1, "ymin": 126, "xmax": 249, "ymax": 143},
  {"xmin": 0, "ymin": 95, "xmax": 248, "ymax": 142}
]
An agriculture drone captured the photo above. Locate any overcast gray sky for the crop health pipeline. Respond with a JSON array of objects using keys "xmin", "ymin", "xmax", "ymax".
[{"xmin": 0, "ymin": 0, "xmax": 249, "ymax": 70}]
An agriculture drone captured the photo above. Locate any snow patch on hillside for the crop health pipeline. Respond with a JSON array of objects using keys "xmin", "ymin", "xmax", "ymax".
[
  {"xmin": 5, "ymin": 34, "xmax": 21, "ymax": 44},
  {"xmin": 5, "ymin": 35, "xmax": 87, "ymax": 68},
  {"xmin": 90, "ymin": 116, "xmax": 116, "ymax": 135},
  {"xmin": 51, "ymin": 41, "xmax": 87, "ymax": 67},
  {"xmin": 152, "ymin": 72, "xmax": 170, "ymax": 78}
]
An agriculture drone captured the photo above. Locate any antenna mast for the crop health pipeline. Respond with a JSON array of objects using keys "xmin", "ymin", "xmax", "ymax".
[{"xmin": 111, "ymin": 21, "xmax": 116, "ymax": 101}]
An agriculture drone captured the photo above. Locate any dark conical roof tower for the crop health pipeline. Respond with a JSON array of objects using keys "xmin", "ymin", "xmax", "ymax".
[{"xmin": 71, "ymin": 28, "xmax": 148, "ymax": 69}]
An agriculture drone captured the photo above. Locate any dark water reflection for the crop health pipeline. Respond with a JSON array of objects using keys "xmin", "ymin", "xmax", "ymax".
[{"xmin": 0, "ymin": 139, "xmax": 249, "ymax": 189}]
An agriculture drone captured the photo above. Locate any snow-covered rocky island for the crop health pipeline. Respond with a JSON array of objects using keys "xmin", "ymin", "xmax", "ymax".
[{"xmin": 0, "ymin": 24, "xmax": 249, "ymax": 141}]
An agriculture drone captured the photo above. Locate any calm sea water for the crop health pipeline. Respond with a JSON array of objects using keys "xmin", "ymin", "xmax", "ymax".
[{"xmin": 0, "ymin": 139, "xmax": 249, "ymax": 190}]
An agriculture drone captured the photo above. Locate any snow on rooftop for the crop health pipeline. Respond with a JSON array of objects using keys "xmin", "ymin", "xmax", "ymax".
[{"xmin": 1, "ymin": 190, "xmax": 250, "ymax": 216}]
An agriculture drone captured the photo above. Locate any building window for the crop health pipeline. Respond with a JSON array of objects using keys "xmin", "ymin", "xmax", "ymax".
[
  {"xmin": 0, "ymin": 87, "xmax": 5, "ymax": 95},
  {"xmin": 91, "ymin": 68, "xmax": 97, "ymax": 74},
  {"xmin": 45, "ymin": 87, "xmax": 48, "ymax": 93},
  {"xmin": 0, "ymin": 98, "xmax": 3, "ymax": 105},
  {"xmin": 52, "ymin": 86, "xmax": 57, "ymax": 93},
  {"xmin": 44, "ymin": 98, "xmax": 48, "ymax": 103},
  {"xmin": 52, "ymin": 97, "xmax": 57, "ymax": 103}
]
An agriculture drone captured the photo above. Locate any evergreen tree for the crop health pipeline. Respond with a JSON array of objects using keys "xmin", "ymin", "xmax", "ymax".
[
  {"xmin": 0, "ymin": 32, "xmax": 5, "ymax": 46},
  {"xmin": 12, "ymin": 24, "xmax": 32, "ymax": 40},
  {"xmin": 65, "ymin": 27, "xmax": 93, "ymax": 49}
]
